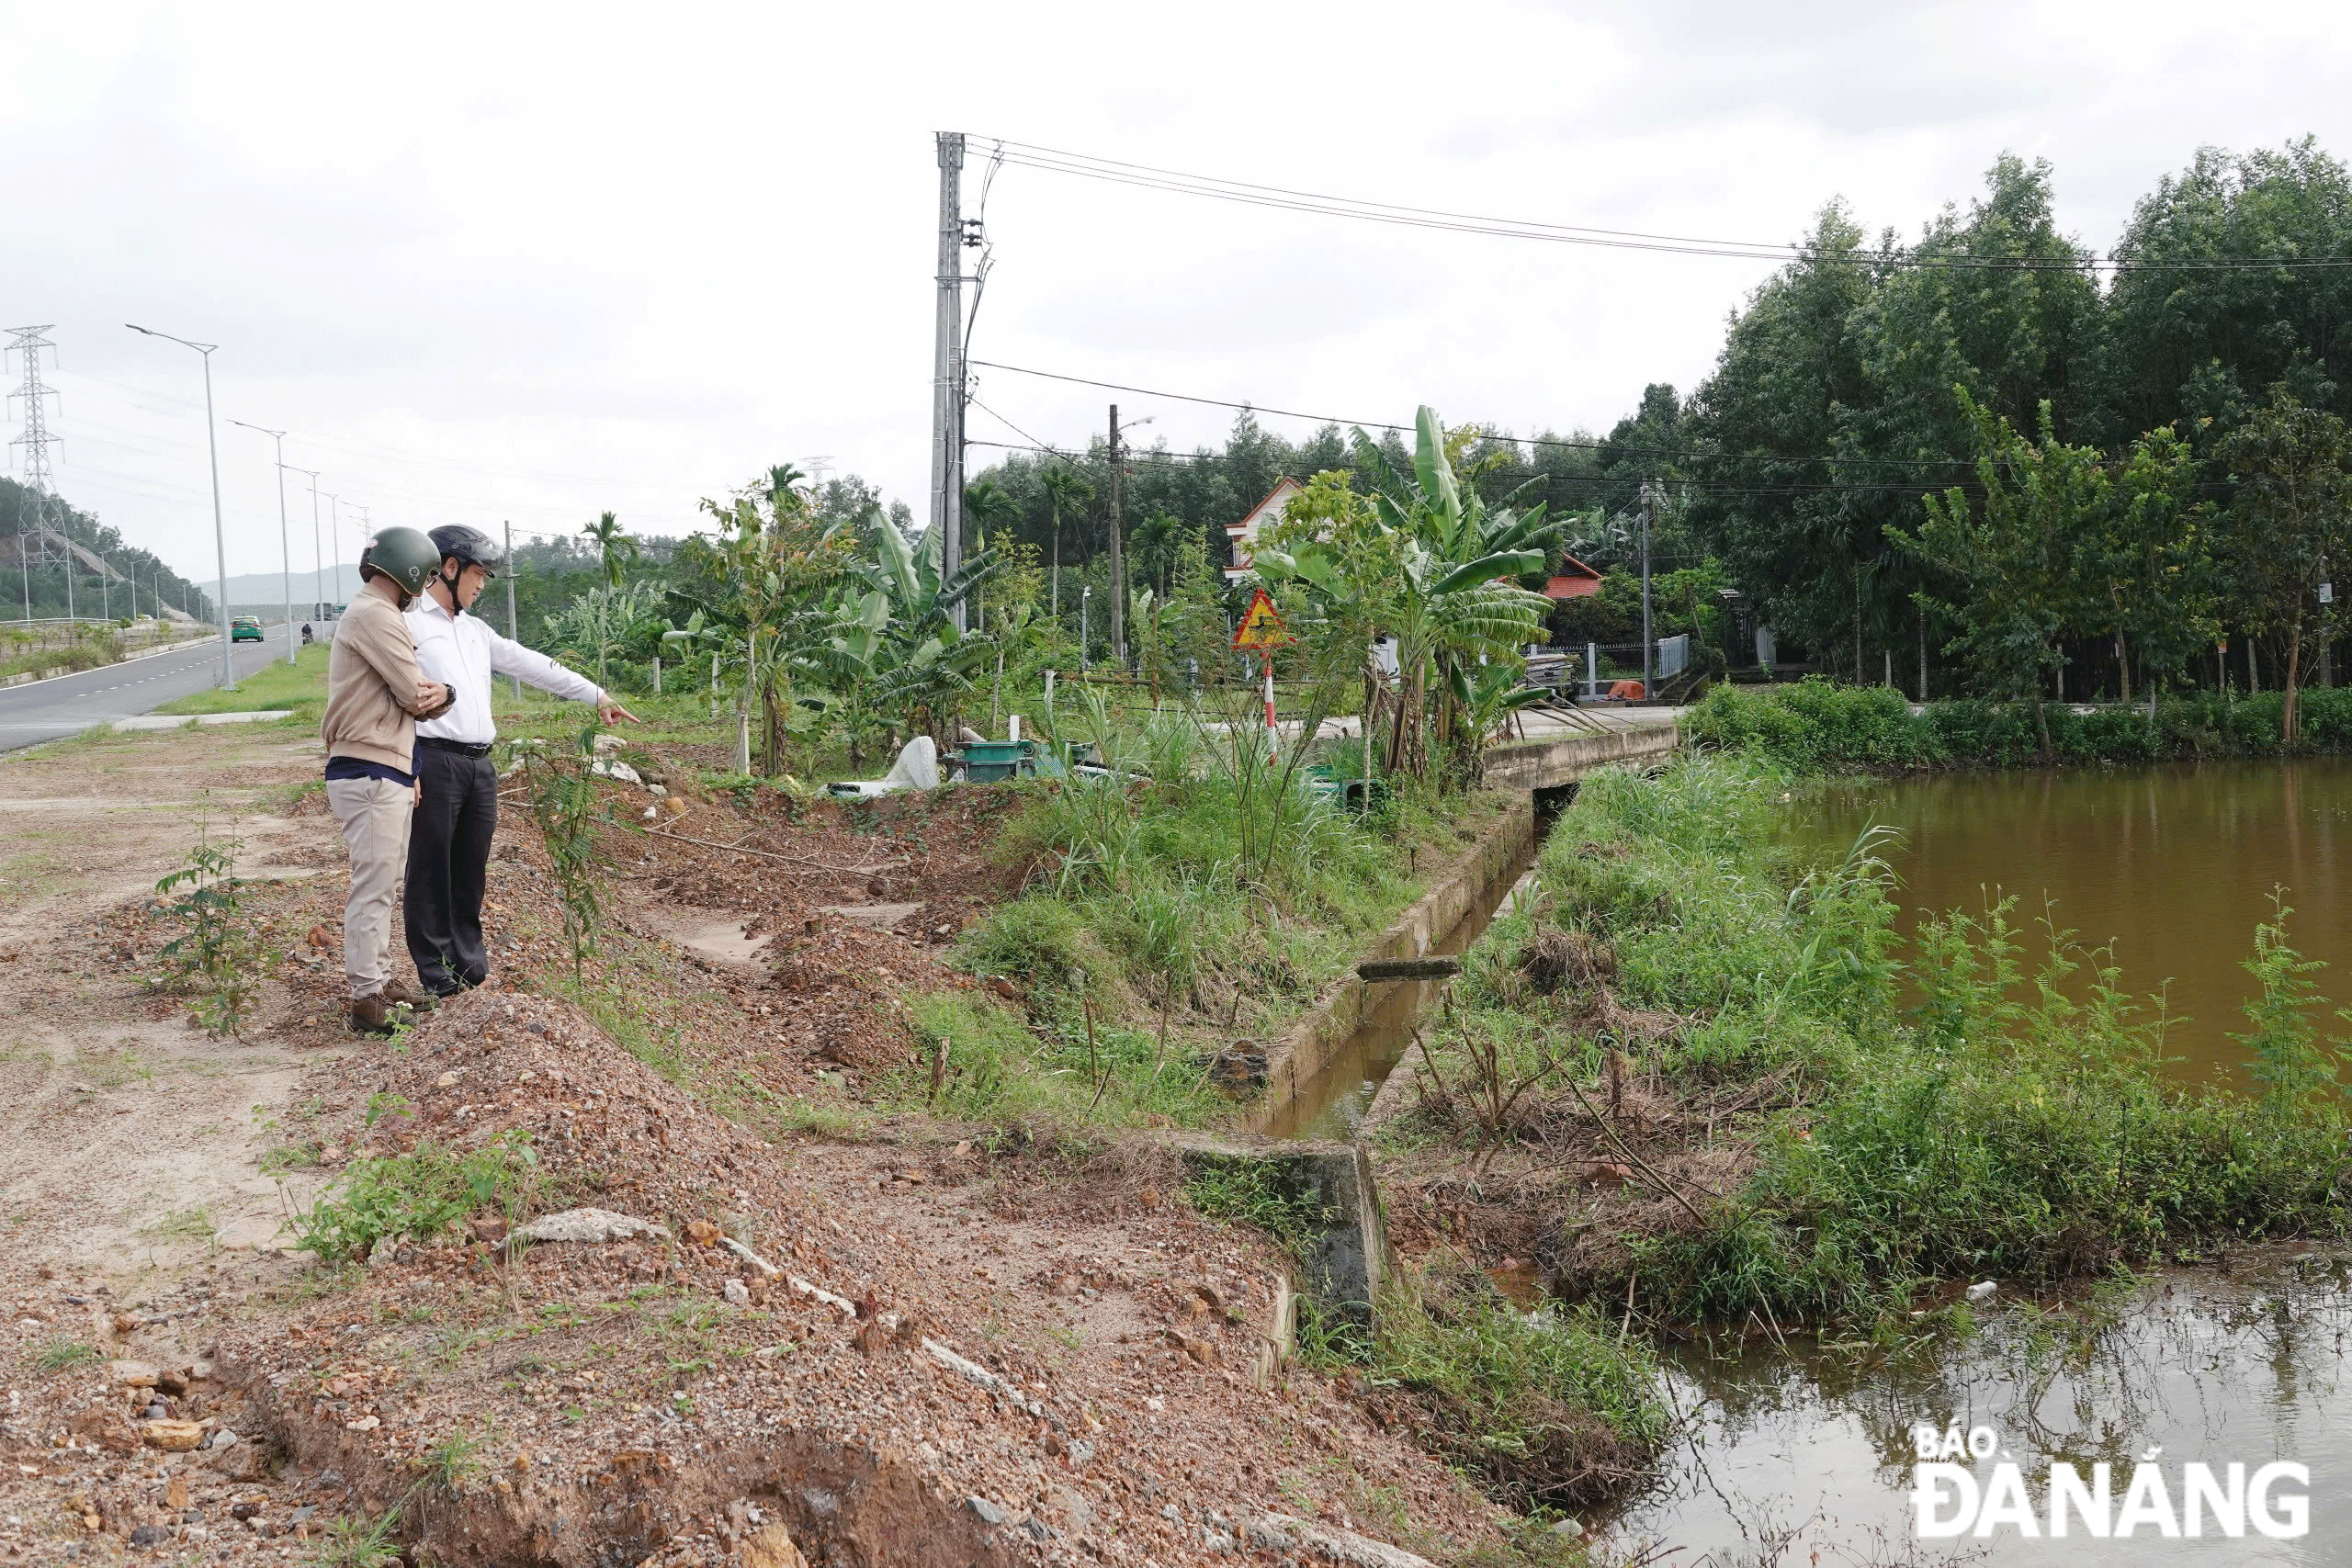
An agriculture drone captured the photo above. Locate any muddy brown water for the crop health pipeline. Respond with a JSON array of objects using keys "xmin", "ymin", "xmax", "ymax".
[
  {"xmin": 1260, "ymin": 858, "xmax": 1538, "ymax": 1142},
  {"xmin": 1604, "ymin": 761, "xmax": 2352, "ymax": 1560},
  {"xmin": 1791, "ymin": 759, "xmax": 2352, "ymax": 1082}
]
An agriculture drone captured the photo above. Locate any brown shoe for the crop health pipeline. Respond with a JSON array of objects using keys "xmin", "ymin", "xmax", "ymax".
[
  {"xmin": 347, "ymin": 993, "xmax": 397, "ymax": 1035},
  {"xmin": 380, "ymin": 980, "xmax": 439, "ymax": 1012}
]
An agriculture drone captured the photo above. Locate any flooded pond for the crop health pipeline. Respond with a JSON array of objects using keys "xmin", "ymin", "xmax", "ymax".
[
  {"xmin": 1792, "ymin": 760, "xmax": 2352, "ymax": 1079},
  {"xmin": 1605, "ymin": 1251, "xmax": 2352, "ymax": 1563}
]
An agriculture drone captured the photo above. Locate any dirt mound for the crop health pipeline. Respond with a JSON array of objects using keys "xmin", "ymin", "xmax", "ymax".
[{"xmin": 175, "ymin": 993, "xmax": 1508, "ymax": 1565}]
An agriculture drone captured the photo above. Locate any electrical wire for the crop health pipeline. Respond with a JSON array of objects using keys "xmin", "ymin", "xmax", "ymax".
[
  {"xmin": 978, "ymin": 135, "xmax": 2352, "ymax": 274},
  {"xmin": 967, "ymin": 359, "xmax": 1997, "ymax": 472}
]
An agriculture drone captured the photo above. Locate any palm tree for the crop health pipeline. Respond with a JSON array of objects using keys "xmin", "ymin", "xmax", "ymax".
[
  {"xmin": 1039, "ymin": 464, "xmax": 1092, "ymax": 618},
  {"xmin": 582, "ymin": 511, "xmax": 638, "ymax": 589},
  {"xmin": 1128, "ymin": 509, "xmax": 1186, "ymax": 599}
]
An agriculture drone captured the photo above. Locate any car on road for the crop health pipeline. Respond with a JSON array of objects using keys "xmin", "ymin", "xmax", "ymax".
[{"xmin": 231, "ymin": 616, "xmax": 265, "ymax": 643}]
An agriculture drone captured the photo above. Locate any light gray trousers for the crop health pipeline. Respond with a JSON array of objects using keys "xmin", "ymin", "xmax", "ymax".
[{"xmin": 327, "ymin": 775, "xmax": 414, "ymax": 999}]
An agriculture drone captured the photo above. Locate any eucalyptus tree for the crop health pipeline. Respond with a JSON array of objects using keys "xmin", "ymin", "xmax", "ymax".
[{"xmin": 2216, "ymin": 389, "xmax": 2352, "ymax": 742}]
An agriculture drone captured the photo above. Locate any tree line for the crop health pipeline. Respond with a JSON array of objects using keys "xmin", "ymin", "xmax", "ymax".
[{"xmin": 958, "ymin": 139, "xmax": 2352, "ymax": 737}]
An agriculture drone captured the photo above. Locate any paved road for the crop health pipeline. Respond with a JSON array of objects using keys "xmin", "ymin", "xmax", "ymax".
[{"xmin": 0, "ymin": 626, "xmax": 312, "ymax": 753}]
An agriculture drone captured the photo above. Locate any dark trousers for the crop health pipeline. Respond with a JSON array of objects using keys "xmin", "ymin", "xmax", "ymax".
[{"xmin": 404, "ymin": 745, "xmax": 499, "ymax": 994}]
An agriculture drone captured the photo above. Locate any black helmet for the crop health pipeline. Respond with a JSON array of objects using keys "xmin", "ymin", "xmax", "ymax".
[
  {"xmin": 429, "ymin": 525, "xmax": 504, "ymax": 577},
  {"xmin": 357, "ymin": 526, "xmax": 440, "ymax": 598}
]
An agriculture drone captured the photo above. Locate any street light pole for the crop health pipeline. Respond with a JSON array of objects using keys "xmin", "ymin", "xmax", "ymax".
[
  {"xmin": 231, "ymin": 421, "xmax": 298, "ymax": 666},
  {"xmin": 288, "ymin": 468, "xmax": 321, "ymax": 621},
  {"xmin": 325, "ymin": 495, "xmax": 344, "ymax": 617},
  {"xmin": 127, "ymin": 324, "xmax": 235, "ymax": 691}
]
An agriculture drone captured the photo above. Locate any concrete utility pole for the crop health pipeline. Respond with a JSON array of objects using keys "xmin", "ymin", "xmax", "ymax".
[
  {"xmin": 1107, "ymin": 404, "xmax": 1124, "ymax": 664},
  {"xmin": 930, "ymin": 131, "xmax": 967, "ymax": 630},
  {"xmin": 127, "ymin": 324, "xmax": 234, "ymax": 691},
  {"xmin": 1639, "ymin": 480, "xmax": 1656, "ymax": 696},
  {"xmin": 231, "ymin": 422, "xmax": 299, "ymax": 665}
]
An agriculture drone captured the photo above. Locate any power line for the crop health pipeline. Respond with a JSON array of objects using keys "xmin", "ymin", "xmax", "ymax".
[
  {"xmin": 978, "ymin": 135, "xmax": 2352, "ymax": 274},
  {"xmin": 967, "ymin": 358, "xmax": 1991, "ymax": 472}
]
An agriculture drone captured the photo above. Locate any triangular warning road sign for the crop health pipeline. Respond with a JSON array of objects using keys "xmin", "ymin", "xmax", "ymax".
[{"xmin": 1231, "ymin": 587, "xmax": 1291, "ymax": 651}]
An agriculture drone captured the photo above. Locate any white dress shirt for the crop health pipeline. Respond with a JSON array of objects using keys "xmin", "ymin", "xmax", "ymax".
[{"xmin": 408, "ymin": 595, "xmax": 605, "ymax": 745}]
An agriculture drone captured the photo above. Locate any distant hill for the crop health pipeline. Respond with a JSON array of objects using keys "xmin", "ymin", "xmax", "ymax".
[{"xmin": 219, "ymin": 563, "xmax": 363, "ymax": 610}]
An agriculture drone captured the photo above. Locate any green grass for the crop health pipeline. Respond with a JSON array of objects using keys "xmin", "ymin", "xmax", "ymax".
[
  {"xmin": 1423, "ymin": 751, "xmax": 2352, "ymax": 1329},
  {"xmin": 35, "ymin": 1338, "xmax": 102, "ymax": 1373},
  {"xmin": 927, "ymin": 703, "xmax": 1500, "ymax": 1125},
  {"xmin": 1363, "ymin": 1260, "xmax": 1668, "ymax": 1512},
  {"xmin": 157, "ymin": 639, "xmax": 332, "ymax": 716}
]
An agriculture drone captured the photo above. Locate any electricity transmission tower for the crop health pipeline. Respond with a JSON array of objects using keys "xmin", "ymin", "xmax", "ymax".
[{"xmin": 6, "ymin": 326, "xmax": 67, "ymax": 624}]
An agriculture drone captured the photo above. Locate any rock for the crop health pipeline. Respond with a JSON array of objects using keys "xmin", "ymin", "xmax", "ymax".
[
  {"xmin": 686, "ymin": 1219, "xmax": 721, "ymax": 1247},
  {"xmin": 108, "ymin": 1360, "xmax": 161, "ymax": 1387},
  {"xmin": 165, "ymin": 1477, "xmax": 188, "ymax": 1511},
  {"xmin": 205, "ymin": 1439, "xmax": 266, "ymax": 1483},
  {"xmin": 1550, "ymin": 1517, "xmax": 1584, "ymax": 1539},
  {"xmin": 516, "ymin": 1208, "xmax": 662, "ymax": 1244},
  {"xmin": 738, "ymin": 1522, "xmax": 808, "ymax": 1568},
  {"xmin": 468, "ymin": 1215, "xmax": 509, "ymax": 1244},
  {"xmin": 589, "ymin": 758, "xmax": 642, "ymax": 784},
  {"xmin": 69, "ymin": 1407, "xmax": 141, "ymax": 1455},
  {"xmin": 1966, "ymin": 1280, "xmax": 1997, "ymax": 1303},
  {"xmin": 129, "ymin": 1525, "xmax": 167, "ymax": 1548},
  {"xmin": 723, "ymin": 1279, "xmax": 752, "ymax": 1306},
  {"xmin": 113, "ymin": 1313, "xmax": 141, "ymax": 1336},
  {"xmin": 967, "ymin": 1495, "xmax": 1008, "ymax": 1526},
  {"xmin": 1242, "ymin": 1509, "xmax": 1439, "ymax": 1568},
  {"xmin": 141, "ymin": 1419, "xmax": 205, "ymax": 1451}
]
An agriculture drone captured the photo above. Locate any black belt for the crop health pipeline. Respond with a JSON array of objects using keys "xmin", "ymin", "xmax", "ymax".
[{"xmin": 419, "ymin": 737, "xmax": 493, "ymax": 759}]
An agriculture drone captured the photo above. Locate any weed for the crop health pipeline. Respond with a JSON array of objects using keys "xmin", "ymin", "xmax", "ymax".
[
  {"xmin": 292, "ymin": 1134, "xmax": 538, "ymax": 1263},
  {"xmin": 1182, "ymin": 1156, "xmax": 1337, "ymax": 1262},
  {"xmin": 303, "ymin": 1512, "xmax": 401, "ymax": 1568},
  {"xmin": 1368, "ymin": 1259, "xmax": 1668, "ymax": 1512},
  {"xmin": 35, "ymin": 1338, "xmax": 101, "ymax": 1374},
  {"xmin": 413, "ymin": 1425, "xmax": 489, "ymax": 1492},
  {"xmin": 141, "ymin": 1203, "xmax": 216, "ymax": 1243},
  {"xmin": 149, "ymin": 834, "xmax": 267, "ymax": 1036}
]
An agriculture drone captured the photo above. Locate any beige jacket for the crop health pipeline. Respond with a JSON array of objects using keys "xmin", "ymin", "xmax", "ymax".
[{"xmin": 322, "ymin": 588, "xmax": 438, "ymax": 772}]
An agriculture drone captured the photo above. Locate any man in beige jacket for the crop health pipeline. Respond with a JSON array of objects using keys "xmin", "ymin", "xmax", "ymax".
[{"xmin": 322, "ymin": 526, "xmax": 453, "ymax": 1033}]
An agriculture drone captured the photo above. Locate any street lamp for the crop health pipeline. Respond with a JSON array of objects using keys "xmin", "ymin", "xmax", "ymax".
[
  {"xmin": 287, "ymin": 467, "xmax": 322, "ymax": 624},
  {"xmin": 229, "ymin": 421, "xmax": 298, "ymax": 666},
  {"xmin": 126, "ymin": 324, "xmax": 235, "ymax": 691},
  {"xmin": 324, "ymin": 495, "xmax": 344, "ymax": 619}
]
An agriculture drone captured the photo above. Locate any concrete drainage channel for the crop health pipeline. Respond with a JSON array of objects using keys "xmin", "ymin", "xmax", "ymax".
[{"xmin": 1182, "ymin": 723, "xmax": 1682, "ymax": 1349}]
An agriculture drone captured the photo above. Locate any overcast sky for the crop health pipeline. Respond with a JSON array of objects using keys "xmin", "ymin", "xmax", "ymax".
[{"xmin": 6, "ymin": 0, "xmax": 2350, "ymax": 592}]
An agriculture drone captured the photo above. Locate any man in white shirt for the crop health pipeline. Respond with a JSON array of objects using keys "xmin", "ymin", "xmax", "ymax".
[{"xmin": 404, "ymin": 525, "xmax": 639, "ymax": 997}]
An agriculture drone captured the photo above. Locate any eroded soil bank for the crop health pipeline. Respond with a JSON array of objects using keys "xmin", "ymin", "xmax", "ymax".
[{"xmin": 0, "ymin": 719, "xmax": 1553, "ymax": 1567}]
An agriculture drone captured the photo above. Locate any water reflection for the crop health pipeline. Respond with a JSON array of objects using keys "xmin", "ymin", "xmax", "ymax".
[
  {"xmin": 1792, "ymin": 760, "xmax": 2352, "ymax": 1080},
  {"xmin": 1606, "ymin": 1252, "xmax": 2352, "ymax": 1564}
]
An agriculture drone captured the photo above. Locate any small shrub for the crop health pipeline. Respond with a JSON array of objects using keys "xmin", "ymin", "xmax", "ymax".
[
  {"xmin": 293, "ymin": 1134, "xmax": 537, "ymax": 1263},
  {"xmin": 305, "ymin": 1513, "xmax": 401, "ymax": 1568},
  {"xmin": 149, "ymin": 837, "xmax": 267, "ymax": 1036}
]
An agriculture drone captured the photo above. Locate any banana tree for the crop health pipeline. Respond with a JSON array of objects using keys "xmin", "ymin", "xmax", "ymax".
[
  {"xmin": 667, "ymin": 465, "xmax": 856, "ymax": 774},
  {"xmin": 1255, "ymin": 406, "xmax": 1558, "ymax": 780},
  {"xmin": 809, "ymin": 518, "xmax": 1005, "ymax": 762},
  {"xmin": 548, "ymin": 579, "xmax": 665, "ymax": 691}
]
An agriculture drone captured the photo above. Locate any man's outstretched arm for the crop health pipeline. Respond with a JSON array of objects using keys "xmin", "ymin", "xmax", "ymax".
[{"xmin": 485, "ymin": 629, "xmax": 638, "ymax": 724}]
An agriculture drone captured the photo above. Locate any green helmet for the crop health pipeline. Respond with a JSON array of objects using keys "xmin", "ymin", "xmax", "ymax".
[{"xmin": 359, "ymin": 525, "xmax": 440, "ymax": 597}]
